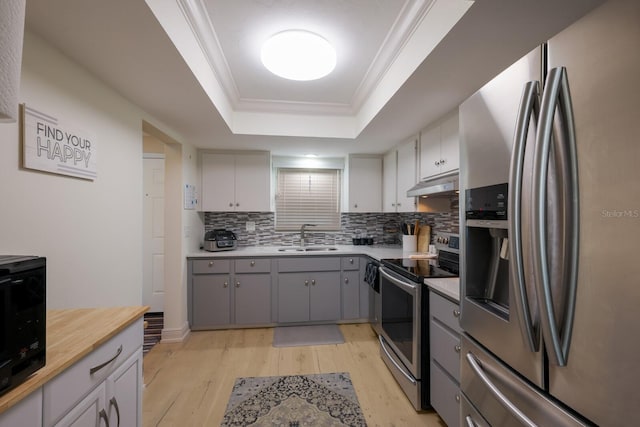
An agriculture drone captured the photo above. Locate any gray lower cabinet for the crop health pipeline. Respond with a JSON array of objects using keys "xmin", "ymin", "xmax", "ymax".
[
  {"xmin": 277, "ymin": 257, "xmax": 342, "ymax": 323},
  {"xmin": 430, "ymin": 290, "xmax": 462, "ymax": 427},
  {"xmin": 341, "ymin": 270, "xmax": 360, "ymax": 320},
  {"xmin": 189, "ymin": 255, "xmax": 369, "ymax": 329},
  {"xmin": 278, "ymin": 271, "xmax": 341, "ymax": 323},
  {"xmin": 192, "ymin": 273, "xmax": 231, "ymax": 327},
  {"xmin": 189, "ymin": 258, "xmax": 271, "ymax": 329},
  {"xmin": 234, "ymin": 273, "xmax": 271, "ymax": 325},
  {"xmin": 341, "ymin": 257, "xmax": 360, "ymax": 320}
]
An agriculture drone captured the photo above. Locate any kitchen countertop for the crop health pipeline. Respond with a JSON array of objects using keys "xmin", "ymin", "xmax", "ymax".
[
  {"xmin": 0, "ymin": 306, "xmax": 148, "ymax": 415},
  {"xmin": 424, "ymin": 277, "xmax": 460, "ymax": 303},
  {"xmin": 188, "ymin": 244, "xmax": 407, "ymax": 262}
]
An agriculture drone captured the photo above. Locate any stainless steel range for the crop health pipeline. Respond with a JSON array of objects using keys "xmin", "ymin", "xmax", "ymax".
[{"xmin": 378, "ymin": 232, "xmax": 459, "ymax": 410}]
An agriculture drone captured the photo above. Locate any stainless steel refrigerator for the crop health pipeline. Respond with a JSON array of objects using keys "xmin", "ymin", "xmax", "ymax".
[{"xmin": 458, "ymin": 0, "xmax": 640, "ymax": 425}]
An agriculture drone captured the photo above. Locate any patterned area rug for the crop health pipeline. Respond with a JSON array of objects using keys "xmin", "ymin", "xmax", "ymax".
[{"xmin": 221, "ymin": 372, "xmax": 367, "ymax": 426}]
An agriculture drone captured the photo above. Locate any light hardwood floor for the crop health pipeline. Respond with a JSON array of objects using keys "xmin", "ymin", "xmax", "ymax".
[{"xmin": 142, "ymin": 323, "xmax": 447, "ymax": 426}]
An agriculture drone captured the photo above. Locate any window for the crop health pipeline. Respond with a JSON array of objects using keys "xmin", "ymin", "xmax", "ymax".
[{"xmin": 275, "ymin": 168, "xmax": 341, "ymax": 231}]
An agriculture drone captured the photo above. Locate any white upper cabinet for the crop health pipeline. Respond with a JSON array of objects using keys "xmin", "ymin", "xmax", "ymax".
[
  {"xmin": 347, "ymin": 155, "xmax": 382, "ymax": 212},
  {"xmin": 201, "ymin": 152, "xmax": 271, "ymax": 212},
  {"xmin": 383, "ymin": 138, "xmax": 417, "ymax": 213},
  {"xmin": 419, "ymin": 109, "xmax": 460, "ymax": 180}
]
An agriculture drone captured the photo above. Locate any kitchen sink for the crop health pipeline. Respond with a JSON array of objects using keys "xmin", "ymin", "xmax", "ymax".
[
  {"xmin": 277, "ymin": 246, "xmax": 338, "ymax": 252},
  {"xmin": 303, "ymin": 246, "xmax": 338, "ymax": 251}
]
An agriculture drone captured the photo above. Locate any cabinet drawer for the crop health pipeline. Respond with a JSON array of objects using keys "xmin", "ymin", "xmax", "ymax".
[
  {"xmin": 192, "ymin": 259, "xmax": 231, "ymax": 274},
  {"xmin": 430, "ymin": 292, "xmax": 461, "ymax": 333},
  {"xmin": 341, "ymin": 256, "xmax": 360, "ymax": 270},
  {"xmin": 277, "ymin": 257, "xmax": 340, "ymax": 272},
  {"xmin": 430, "ymin": 360, "xmax": 460, "ymax": 427},
  {"xmin": 235, "ymin": 258, "xmax": 271, "ymax": 273},
  {"xmin": 43, "ymin": 319, "xmax": 143, "ymax": 426},
  {"xmin": 431, "ymin": 318, "xmax": 461, "ymax": 381}
]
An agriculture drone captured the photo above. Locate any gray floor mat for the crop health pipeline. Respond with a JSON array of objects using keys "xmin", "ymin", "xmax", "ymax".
[{"xmin": 273, "ymin": 324, "xmax": 345, "ymax": 347}]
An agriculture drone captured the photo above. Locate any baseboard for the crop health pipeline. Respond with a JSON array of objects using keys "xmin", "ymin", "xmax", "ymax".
[{"xmin": 160, "ymin": 321, "xmax": 190, "ymax": 343}]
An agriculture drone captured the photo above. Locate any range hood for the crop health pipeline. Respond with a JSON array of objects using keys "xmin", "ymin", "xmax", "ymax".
[{"xmin": 407, "ymin": 170, "xmax": 459, "ymax": 197}]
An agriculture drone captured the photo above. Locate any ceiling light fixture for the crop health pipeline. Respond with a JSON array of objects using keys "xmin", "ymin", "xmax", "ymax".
[{"xmin": 261, "ymin": 30, "xmax": 336, "ymax": 81}]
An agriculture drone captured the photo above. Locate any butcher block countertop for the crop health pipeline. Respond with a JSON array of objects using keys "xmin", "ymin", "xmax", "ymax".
[{"xmin": 0, "ymin": 306, "xmax": 148, "ymax": 415}]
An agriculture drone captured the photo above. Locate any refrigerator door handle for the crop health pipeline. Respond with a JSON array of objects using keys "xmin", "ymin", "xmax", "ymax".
[
  {"xmin": 533, "ymin": 66, "xmax": 580, "ymax": 366},
  {"xmin": 508, "ymin": 80, "xmax": 540, "ymax": 352},
  {"xmin": 465, "ymin": 352, "xmax": 537, "ymax": 427}
]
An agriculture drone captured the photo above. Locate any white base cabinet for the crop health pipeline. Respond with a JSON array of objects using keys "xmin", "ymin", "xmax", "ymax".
[
  {"xmin": 0, "ymin": 387, "xmax": 43, "ymax": 427},
  {"xmin": 44, "ymin": 320, "xmax": 143, "ymax": 427}
]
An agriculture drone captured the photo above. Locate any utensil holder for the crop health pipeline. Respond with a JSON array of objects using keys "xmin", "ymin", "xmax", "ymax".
[{"xmin": 402, "ymin": 235, "xmax": 417, "ymax": 252}]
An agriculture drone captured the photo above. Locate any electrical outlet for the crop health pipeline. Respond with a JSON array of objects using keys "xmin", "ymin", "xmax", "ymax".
[{"xmin": 246, "ymin": 221, "xmax": 256, "ymax": 232}]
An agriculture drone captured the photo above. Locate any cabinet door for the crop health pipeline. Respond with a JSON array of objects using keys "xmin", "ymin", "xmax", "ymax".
[
  {"xmin": 106, "ymin": 350, "xmax": 142, "ymax": 427},
  {"xmin": 396, "ymin": 139, "xmax": 417, "ymax": 212},
  {"xmin": 430, "ymin": 361, "xmax": 461, "ymax": 427},
  {"xmin": 234, "ymin": 153, "xmax": 270, "ymax": 212},
  {"xmin": 54, "ymin": 382, "xmax": 106, "ymax": 427},
  {"xmin": 192, "ymin": 274, "xmax": 231, "ymax": 327},
  {"xmin": 201, "ymin": 153, "xmax": 235, "ymax": 211},
  {"xmin": 348, "ymin": 157, "xmax": 382, "ymax": 212},
  {"xmin": 341, "ymin": 270, "xmax": 360, "ymax": 320},
  {"xmin": 235, "ymin": 274, "xmax": 271, "ymax": 325},
  {"xmin": 309, "ymin": 271, "xmax": 341, "ymax": 322},
  {"xmin": 419, "ymin": 124, "xmax": 442, "ymax": 179},
  {"xmin": 382, "ymin": 150, "xmax": 397, "ymax": 212},
  {"xmin": 277, "ymin": 273, "xmax": 310, "ymax": 323},
  {"xmin": 439, "ymin": 109, "xmax": 460, "ymax": 174}
]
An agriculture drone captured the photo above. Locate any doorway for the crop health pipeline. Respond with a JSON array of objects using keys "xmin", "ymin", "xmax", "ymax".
[{"xmin": 143, "ymin": 150, "xmax": 165, "ymax": 312}]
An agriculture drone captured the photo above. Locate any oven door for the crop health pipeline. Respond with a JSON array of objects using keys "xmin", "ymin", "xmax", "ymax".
[{"xmin": 379, "ymin": 266, "xmax": 421, "ymax": 378}]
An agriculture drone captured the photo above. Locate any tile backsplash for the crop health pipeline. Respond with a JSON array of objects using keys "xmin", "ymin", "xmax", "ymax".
[{"xmin": 204, "ymin": 211, "xmax": 459, "ymax": 247}]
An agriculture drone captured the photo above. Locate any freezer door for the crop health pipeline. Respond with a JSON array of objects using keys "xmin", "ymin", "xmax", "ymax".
[
  {"xmin": 544, "ymin": 1, "xmax": 640, "ymax": 425},
  {"xmin": 460, "ymin": 47, "xmax": 544, "ymax": 388},
  {"xmin": 460, "ymin": 334, "xmax": 591, "ymax": 427}
]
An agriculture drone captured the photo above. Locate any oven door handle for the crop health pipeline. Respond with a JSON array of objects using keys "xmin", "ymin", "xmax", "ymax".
[
  {"xmin": 380, "ymin": 336, "xmax": 416, "ymax": 385},
  {"xmin": 379, "ymin": 267, "xmax": 417, "ymax": 295}
]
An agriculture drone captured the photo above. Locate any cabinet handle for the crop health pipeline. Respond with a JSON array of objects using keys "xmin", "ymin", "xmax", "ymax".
[
  {"xmin": 305, "ymin": 280, "xmax": 309, "ymax": 286},
  {"xmin": 453, "ymin": 309, "xmax": 460, "ymax": 318},
  {"xmin": 109, "ymin": 397, "xmax": 121, "ymax": 427},
  {"xmin": 229, "ymin": 202, "xmax": 233, "ymax": 207},
  {"xmin": 441, "ymin": 158, "xmax": 446, "ymax": 164},
  {"xmin": 250, "ymin": 260, "xmax": 255, "ymax": 266},
  {"xmin": 311, "ymin": 279, "xmax": 316, "ymax": 286},
  {"xmin": 435, "ymin": 160, "xmax": 440, "ymax": 166},
  {"xmin": 354, "ymin": 203, "xmax": 358, "ymax": 208},
  {"xmin": 454, "ymin": 344, "xmax": 461, "ymax": 353},
  {"xmin": 455, "ymin": 394, "xmax": 460, "ymax": 403},
  {"xmin": 99, "ymin": 409, "xmax": 110, "ymax": 427},
  {"xmin": 223, "ymin": 281, "xmax": 228, "ymax": 288},
  {"xmin": 235, "ymin": 281, "xmax": 240, "ymax": 288},
  {"xmin": 90, "ymin": 345, "xmax": 123, "ymax": 375},
  {"xmin": 349, "ymin": 258, "xmax": 354, "ymax": 264},
  {"xmin": 208, "ymin": 261, "xmax": 214, "ymax": 267},
  {"xmin": 236, "ymin": 203, "xmax": 240, "ymax": 207},
  {"xmin": 344, "ymin": 278, "xmax": 349, "ymax": 284}
]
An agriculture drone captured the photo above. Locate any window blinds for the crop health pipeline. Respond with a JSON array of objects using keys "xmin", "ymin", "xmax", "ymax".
[{"xmin": 275, "ymin": 168, "xmax": 341, "ymax": 231}]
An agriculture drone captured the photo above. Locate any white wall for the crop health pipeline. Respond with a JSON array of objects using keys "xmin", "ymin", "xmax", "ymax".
[{"xmin": 0, "ymin": 31, "xmax": 185, "ymax": 309}]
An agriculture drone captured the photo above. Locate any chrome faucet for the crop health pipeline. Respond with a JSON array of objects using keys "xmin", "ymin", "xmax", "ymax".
[{"xmin": 300, "ymin": 223, "xmax": 317, "ymax": 246}]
